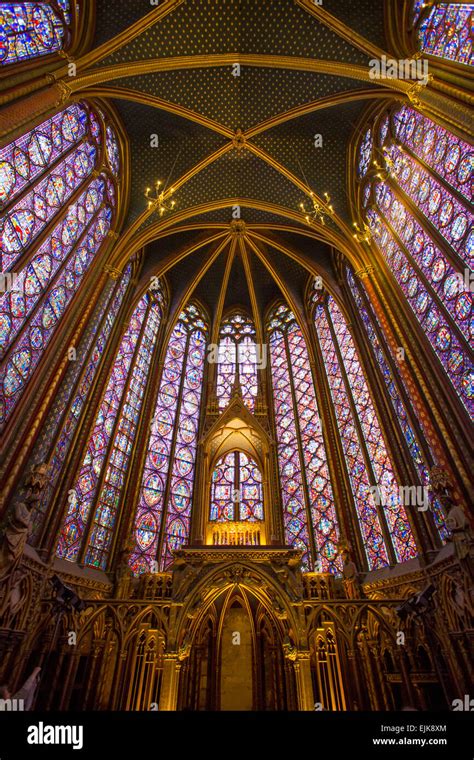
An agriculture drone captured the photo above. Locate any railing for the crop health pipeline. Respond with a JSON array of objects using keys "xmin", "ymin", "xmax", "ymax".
[
  {"xmin": 207, "ymin": 521, "xmax": 266, "ymax": 546},
  {"xmin": 302, "ymin": 572, "xmax": 337, "ymax": 600},
  {"xmin": 135, "ymin": 572, "xmax": 173, "ymax": 600}
]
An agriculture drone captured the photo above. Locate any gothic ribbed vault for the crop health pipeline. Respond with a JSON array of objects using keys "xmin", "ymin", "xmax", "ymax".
[
  {"xmin": 0, "ymin": 0, "xmax": 472, "ymax": 722},
  {"xmin": 63, "ymin": 0, "xmax": 393, "ymax": 322}
]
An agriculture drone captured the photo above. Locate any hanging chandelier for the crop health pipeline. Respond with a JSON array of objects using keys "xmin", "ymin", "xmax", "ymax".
[
  {"xmin": 299, "ymin": 191, "xmax": 335, "ymax": 226},
  {"xmin": 145, "ymin": 181, "xmax": 176, "ymax": 216}
]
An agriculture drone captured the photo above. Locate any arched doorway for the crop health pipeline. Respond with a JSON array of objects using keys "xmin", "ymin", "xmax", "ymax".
[
  {"xmin": 177, "ymin": 582, "xmax": 296, "ymax": 710},
  {"xmin": 219, "ymin": 597, "xmax": 254, "ymax": 710}
]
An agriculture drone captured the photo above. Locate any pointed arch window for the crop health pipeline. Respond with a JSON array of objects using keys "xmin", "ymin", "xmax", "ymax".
[
  {"xmin": 57, "ymin": 286, "xmax": 165, "ymax": 568},
  {"xmin": 267, "ymin": 303, "xmax": 340, "ymax": 573},
  {"xmin": 130, "ymin": 303, "xmax": 208, "ymax": 574},
  {"xmin": 28, "ymin": 264, "xmax": 132, "ymax": 542},
  {"xmin": 0, "ymin": 102, "xmax": 120, "ymax": 431},
  {"xmin": 391, "ymin": 105, "xmax": 472, "ymax": 203},
  {"xmin": 413, "ymin": 3, "xmax": 473, "ymax": 66},
  {"xmin": 345, "ymin": 268, "xmax": 448, "ymax": 541},
  {"xmin": 356, "ymin": 105, "xmax": 473, "ymax": 419},
  {"xmin": 216, "ymin": 312, "xmax": 258, "ymax": 410},
  {"xmin": 210, "ymin": 451, "xmax": 263, "ymax": 522},
  {"xmin": 381, "ymin": 143, "xmax": 471, "ymax": 267},
  {"xmin": 0, "ymin": 2, "xmax": 74, "ymax": 67},
  {"xmin": 310, "ymin": 287, "xmax": 417, "ymax": 569}
]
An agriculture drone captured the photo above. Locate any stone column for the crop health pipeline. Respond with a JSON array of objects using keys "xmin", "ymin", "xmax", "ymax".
[
  {"xmin": 159, "ymin": 655, "xmax": 181, "ymax": 711},
  {"xmin": 371, "ymin": 645, "xmax": 392, "ymax": 710},
  {"xmin": 58, "ymin": 652, "xmax": 79, "ymax": 710},
  {"xmin": 396, "ymin": 648, "xmax": 418, "ymax": 709},
  {"xmin": 346, "ymin": 648, "xmax": 366, "ymax": 710},
  {"xmin": 293, "ymin": 652, "xmax": 314, "ymax": 711},
  {"xmin": 358, "ymin": 635, "xmax": 380, "ymax": 710}
]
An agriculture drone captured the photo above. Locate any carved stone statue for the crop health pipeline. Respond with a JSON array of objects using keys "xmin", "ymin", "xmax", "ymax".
[
  {"xmin": 25, "ymin": 462, "xmax": 50, "ymax": 494},
  {"xmin": 270, "ymin": 559, "xmax": 301, "ymax": 601},
  {"xmin": 449, "ymin": 575, "xmax": 474, "ymax": 629},
  {"xmin": 0, "ymin": 666, "xmax": 41, "ymax": 710},
  {"xmin": 282, "ymin": 633, "xmax": 297, "ymax": 661},
  {"xmin": 265, "ymin": 585, "xmax": 287, "ymax": 619},
  {"xmin": 0, "ymin": 463, "xmax": 50, "ymax": 582},
  {"xmin": 429, "ymin": 467, "xmax": 473, "ymax": 580},
  {"xmin": 338, "ymin": 540, "xmax": 362, "ymax": 599},
  {"xmin": 178, "ymin": 632, "xmax": 192, "ymax": 661},
  {"xmin": 429, "ymin": 465, "xmax": 452, "ymax": 494},
  {"xmin": 186, "ymin": 589, "xmax": 206, "ymax": 620},
  {"xmin": 172, "ymin": 555, "xmax": 200, "ymax": 599},
  {"xmin": 0, "ymin": 500, "xmax": 32, "ymax": 582},
  {"xmin": 445, "ymin": 501, "xmax": 472, "ymax": 560}
]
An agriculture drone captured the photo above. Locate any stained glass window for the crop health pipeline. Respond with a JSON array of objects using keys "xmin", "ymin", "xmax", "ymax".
[
  {"xmin": 268, "ymin": 304, "xmax": 340, "ymax": 573},
  {"xmin": 391, "ymin": 105, "xmax": 472, "ymax": 204},
  {"xmin": 373, "ymin": 181, "xmax": 471, "ymax": 344},
  {"xmin": 1, "ymin": 106, "xmax": 95, "ymax": 273},
  {"xmin": 57, "ymin": 287, "xmax": 164, "ymax": 566},
  {"xmin": 356, "ymin": 105, "xmax": 473, "ymax": 420},
  {"xmin": 130, "ymin": 303, "xmax": 208, "ymax": 574},
  {"xmin": 1, "ymin": 175, "xmax": 106, "ymax": 355},
  {"xmin": 345, "ymin": 268, "xmax": 448, "ymax": 540},
  {"xmin": 382, "ymin": 144, "xmax": 471, "ymax": 265},
  {"xmin": 216, "ymin": 312, "xmax": 258, "ymax": 410},
  {"xmin": 357, "ymin": 128, "xmax": 373, "ymax": 178},
  {"xmin": 28, "ymin": 266, "xmax": 132, "ymax": 543},
  {"xmin": 0, "ymin": 103, "xmax": 120, "ymax": 432},
  {"xmin": 105, "ymin": 126, "xmax": 120, "ymax": 176},
  {"xmin": 0, "ymin": 103, "xmax": 89, "ymax": 212},
  {"xmin": 210, "ymin": 451, "xmax": 263, "ymax": 522},
  {"xmin": 367, "ymin": 208, "xmax": 473, "ymax": 417},
  {"xmin": 412, "ymin": 0, "xmax": 425, "ymax": 25},
  {"xmin": 415, "ymin": 3, "xmax": 473, "ymax": 66},
  {"xmin": 311, "ymin": 287, "xmax": 417, "ymax": 568},
  {"xmin": 85, "ymin": 300, "xmax": 163, "ymax": 570},
  {"xmin": 0, "ymin": 2, "xmax": 73, "ymax": 67}
]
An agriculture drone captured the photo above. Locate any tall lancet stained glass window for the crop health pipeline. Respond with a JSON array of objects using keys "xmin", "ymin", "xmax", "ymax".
[
  {"xmin": 267, "ymin": 304, "xmax": 340, "ymax": 573},
  {"xmin": 210, "ymin": 451, "xmax": 263, "ymax": 522},
  {"xmin": 345, "ymin": 267, "xmax": 448, "ymax": 541},
  {"xmin": 0, "ymin": 102, "xmax": 120, "ymax": 432},
  {"xmin": 216, "ymin": 312, "xmax": 258, "ymax": 410},
  {"xmin": 0, "ymin": 2, "xmax": 74, "ymax": 67},
  {"xmin": 130, "ymin": 303, "xmax": 208, "ymax": 574},
  {"xmin": 356, "ymin": 105, "xmax": 473, "ymax": 419},
  {"xmin": 57, "ymin": 286, "xmax": 165, "ymax": 568},
  {"xmin": 27, "ymin": 264, "xmax": 132, "ymax": 544},
  {"xmin": 310, "ymin": 286, "xmax": 417, "ymax": 569},
  {"xmin": 413, "ymin": 2, "xmax": 473, "ymax": 66}
]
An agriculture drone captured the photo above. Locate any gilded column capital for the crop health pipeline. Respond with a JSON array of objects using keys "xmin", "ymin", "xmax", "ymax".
[
  {"xmin": 43, "ymin": 75, "xmax": 73, "ymax": 105},
  {"xmin": 104, "ymin": 264, "xmax": 123, "ymax": 280},
  {"xmin": 55, "ymin": 79, "xmax": 73, "ymax": 105},
  {"xmin": 355, "ymin": 265, "xmax": 377, "ymax": 280},
  {"xmin": 407, "ymin": 77, "xmax": 433, "ymax": 108},
  {"xmin": 162, "ymin": 652, "xmax": 180, "ymax": 662},
  {"xmin": 296, "ymin": 650, "xmax": 312, "ymax": 662},
  {"xmin": 58, "ymin": 50, "xmax": 75, "ymax": 63}
]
